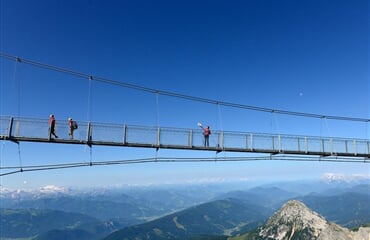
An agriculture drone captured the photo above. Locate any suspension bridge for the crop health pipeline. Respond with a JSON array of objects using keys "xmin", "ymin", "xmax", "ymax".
[
  {"xmin": 1, "ymin": 116, "xmax": 369, "ymax": 161},
  {"xmin": 0, "ymin": 53, "xmax": 369, "ymax": 177}
]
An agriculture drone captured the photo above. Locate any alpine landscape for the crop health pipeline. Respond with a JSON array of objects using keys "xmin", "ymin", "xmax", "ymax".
[
  {"xmin": 1, "ymin": 175, "xmax": 369, "ymax": 240},
  {"xmin": 1, "ymin": 0, "xmax": 369, "ymax": 240}
]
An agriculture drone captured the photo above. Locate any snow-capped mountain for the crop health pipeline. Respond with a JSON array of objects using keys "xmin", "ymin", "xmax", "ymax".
[{"xmin": 321, "ymin": 173, "xmax": 370, "ymax": 183}]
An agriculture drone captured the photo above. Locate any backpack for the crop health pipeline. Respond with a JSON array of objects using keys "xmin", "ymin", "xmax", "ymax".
[{"xmin": 72, "ymin": 121, "xmax": 78, "ymax": 129}]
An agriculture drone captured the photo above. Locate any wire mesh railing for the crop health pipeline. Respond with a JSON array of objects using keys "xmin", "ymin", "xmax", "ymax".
[{"xmin": 0, "ymin": 116, "xmax": 369, "ymax": 157}]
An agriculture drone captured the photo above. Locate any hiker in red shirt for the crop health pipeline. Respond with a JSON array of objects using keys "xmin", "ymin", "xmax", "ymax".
[
  {"xmin": 49, "ymin": 114, "xmax": 58, "ymax": 138},
  {"xmin": 201, "ymin": 125, "xmax": 211, "ymax": 147},
  {"xmin": 68, "ymin": 117, "xmax": 74, "ymax": 139}
]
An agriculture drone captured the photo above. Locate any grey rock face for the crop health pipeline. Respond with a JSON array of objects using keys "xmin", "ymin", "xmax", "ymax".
[{"xmin": 256, "ymin": 200, "xmax": 369, "ymax": 240}]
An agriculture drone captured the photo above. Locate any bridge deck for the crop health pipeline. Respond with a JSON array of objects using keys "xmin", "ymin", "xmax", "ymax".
[{"xmin": 1, "ymin": 116, "xmax": 369, "ymax": 159}]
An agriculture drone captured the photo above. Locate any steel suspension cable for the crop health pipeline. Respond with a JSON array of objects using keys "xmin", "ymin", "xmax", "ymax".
[
  {"xmin": 86, "ymin": 76, "xmax": 93, "ymax": 165},
  {"xmin": 12, "ymin": 58, "xmax": 24, "ymax": 172},
  {"xmin": 0, "ymin": 141, "xmax": 5, "ymax": 185},
  {"xmin": 87, "ymin": 76, "xmax": 93, "ymax": 122},
  {"xmin": 323, "ymin": 117, "xmax": 332, "ymax": 139},
  {"xmin": 0, "ymin": 155, "xmax": 368, "ymax": 177},
  {"xmin": 13, "ymin": 57, "xmax": 21, "ymax": 117},
  {"xmin": 155, "ymin": 92, "xmax": 160, "ymax": 160},
  {"xmin": 1, "ymin": 52, "xmax": 369, "ymax": 123},
  {"xmin": 216, "ymin": 102, "xmax": 226, "ymax": 159},
  {"xmin": 155, "ymin": 92, "xmax": 160, "ymax": 127},
  {"xmin": 271, "ymin": 111, "xmax": 281, "ymax": 135},
  {"xmin": 217, "ymin": 102, "xmax": 223, "ymax": 132},
  {"xmin": 17, "ymin": 143, "xmax": 23, "ymax": 172}
]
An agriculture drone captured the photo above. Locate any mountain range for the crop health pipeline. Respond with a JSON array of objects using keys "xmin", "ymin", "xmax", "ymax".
[
  {"xmin": 1, "ymin": 179, "xmax": 369, "ymax": 239},
  {"xmin": 103, "ymin": 198, "xmax": 268, "ymax": 240},
  {"xmin": 230, "ymin": 200, "xmax": 370, "ymax": 240}
]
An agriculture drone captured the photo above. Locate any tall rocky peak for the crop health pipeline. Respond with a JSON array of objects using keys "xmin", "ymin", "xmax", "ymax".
[{"xmin": 256, "ymin": 200, "xmax": 365, "ymax": 240}]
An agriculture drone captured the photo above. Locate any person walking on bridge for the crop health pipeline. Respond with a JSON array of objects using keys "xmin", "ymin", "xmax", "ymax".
[
  {"xmin": 68, "ymin": 117, "xmax": 75, "ymax": 139},
  {"xmin": 49, "ymin": 114, "xmax": 58, "ymax": 139}
]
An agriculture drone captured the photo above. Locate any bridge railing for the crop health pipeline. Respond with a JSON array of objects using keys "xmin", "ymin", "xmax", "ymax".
[{"xmin": 0, "ymin": 116, "xmax": 369, "ymax": 157}]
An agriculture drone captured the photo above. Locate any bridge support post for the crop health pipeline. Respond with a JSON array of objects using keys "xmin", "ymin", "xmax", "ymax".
[
  {"xmin": 48, "ymin": 119, "xmax": 52, "ymax": 141},
  {"xmin": 7, "ymin": 117, "xmax": 14, "ymax": 139},
  {"xmin": 87, "ymin": 122, "xmax": 92, "ymax": 146},
  {"xmin": 278, "ymin": 135, "xmax": 281, "ymax": 152},
  {"xmin": 123, "ymin": 125, "xmax": 127, "ymax": 145},
  {"xmin": 321, "ymin": 139, "xmax": 325, "ymax": 154},
  {"xmin": 245, "ymin": 134, "xmax": 248, "ymax": 149},
  {"xmin": 218, "ymin": 131, "xmax": 224, "ymax": 150},
  {"xmin": 250, "ymin": 134, "xmax": 253, "ymax": 151},
  {"xmin": 304, "ymin": 137, "xmax": 308, "ymax": 153},
  {"xmin": 188, "ymin": 130, "xmax": 193, "ymax": 147},
  {"xmin": 156, "ymin": 127, "xmax": 160, "ymax": 148},
  {"xmin": 330, "ymin": 138, "xmax": 333, "ymax": 155}
]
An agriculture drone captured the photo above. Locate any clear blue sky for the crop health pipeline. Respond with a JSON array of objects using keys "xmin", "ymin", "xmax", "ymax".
[{"xmin": 0, "ymin": 0, "xmax": 369, "ymax": 189}]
